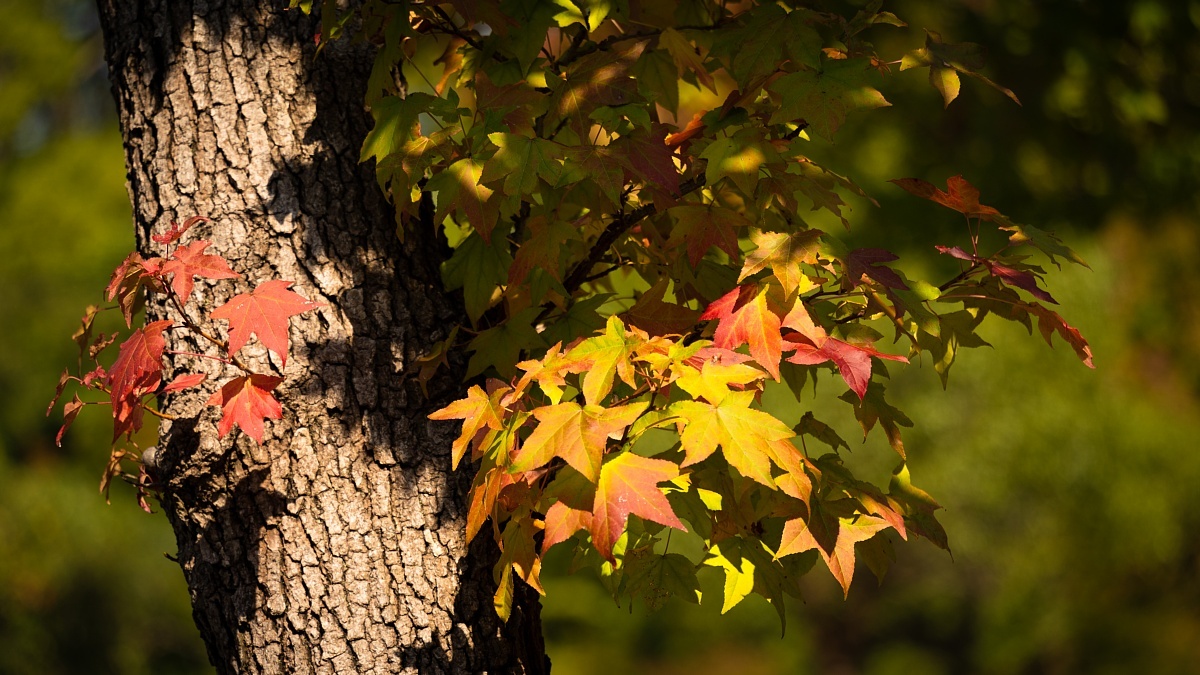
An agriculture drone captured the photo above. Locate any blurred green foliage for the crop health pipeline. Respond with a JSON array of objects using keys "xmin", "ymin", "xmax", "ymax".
[{"xmin": 2, "ymin": 1, "xmax": 1197, "ymax": 673}]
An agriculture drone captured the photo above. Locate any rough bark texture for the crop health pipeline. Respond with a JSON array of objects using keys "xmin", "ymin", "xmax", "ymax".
[{"xmin": 95, "ymin": 2, "xmax": 547, "ymax": 673}]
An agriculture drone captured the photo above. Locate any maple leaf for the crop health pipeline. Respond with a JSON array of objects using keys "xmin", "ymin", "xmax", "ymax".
[
  {"xmin": 442, "ymin": 230, "xmax": 514, "ymax": 323},
  {"xmin": 152, "ymin": 215, "xmax": 210, "ymax": 245},
  {"xmin": 768, "ymin": 59, "xmax": 891, "ymax": 140},
  {"xmin": 481, "ymin": 133, "xmax": 564, "ymax": 196},
  {"xmin": 106, "ymin": 320, "xmax": 172, "ymax": 440},
  {"xmin": 998, "ymin": 220, "xmax": 1090, "ymax": 269},
  {"xmin": 563, "ymin": 315, "xmax": 640, "ymax": 406},
  {"xmin": 360, "ymin": 93, "xmax": 441, "ymax": 164},
  {"xmin": 161, "ymin": 240, "xmax": 240, "ymax": 300},
  {"xmin": 428, "ymin": 384, "xmax": 507, "ymax": 469},
  {"xmin": 668, "ymin": 205, "xmax": 749, "ymax": 267},
  {"xmin": 889, "ymin": 175, "xmax": 1002, "ymax": 220},
  {"xmin": 700, "ymin": 131, "xmax": 777, "ymax": 196},
  {"xmin": 508, "ymin": 217, "xmax": 574, "ymax": 287},
  {"xmin": 674, "ymin": 360, "xmax": 766, "ymax": 405},
  {"xmin": 610, "ymin": 125, "xmax": 681, "ymax": 197},
  {"xmin": 56, "ymin": 394, "xmax": 84, "ymax": 447},
  {"xmin": 425, "ymin": 158, "xmax": 498, "ymax": 240},
  {"xmin": 508, "ymin": 401, "xmax": 647, "ymax": 482},
  {"xmin": 621, "ymin": 278, "xmax": 702, "ymax": 337},
  {"xmin": 545, "ymin": 40, "xmax": 644, "ymax": 133},
  {"xmin": 700, "ymin": 284, "xmax": 784, "ymax": 379},
  {"xmin": 839, "ymin": 384, "xmax": 913, "ymax": 458},
  {"xmin": 205, "ymin": 374, "xmax": 284, "ymax": 443},
  {"xmin": 900, "ymin": 30, "xmax": 1020, "ymax": 106},
  {"xmin": 1024, "ymin": 302, "xmax": 1095, "ymax": 368},
  {"xmin": 739, "ymin": 229, "xmax": 823, "ymax": 295},
  {"xmin": 846, "ymin": 248, "xmax": 909, "ymax": 291},
  {"xmin": 777, "ymin": 510, "xmax": 891, "ymax": 597},
  {"xmin": 786, "ymin": 336, "xmax": 907, "ymax": 400},
  {"xmin": 590, "ymin": 452, "xmax": 686, "ymax": 562},
  {"xmin": 659, "ymin": 28, "xmax": 716, "ymax": 92},
  {"xmin": 670, "ymin": 390, "xmax": 798, "ymax": 488},
  {"xmin": 162, "ymin": 373, "xmax": 207, "ymax": 393},
  {"xmin": 106, "ymin": 252, "xmax": 164, "ymax": 327},
  {"xmin": 210, "ymin": 280, "xmax": 322, "ymax": 366}
]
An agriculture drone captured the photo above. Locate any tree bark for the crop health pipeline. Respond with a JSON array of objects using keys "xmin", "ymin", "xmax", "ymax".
[{"xmin": 95, "ymin": 2, "xmax": 547, "ymax": 673}]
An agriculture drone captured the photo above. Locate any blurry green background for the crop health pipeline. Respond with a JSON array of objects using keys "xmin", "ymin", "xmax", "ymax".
[{"xmin": 2, "ymin": 1, "xmax": 1198, "ymax": 673}]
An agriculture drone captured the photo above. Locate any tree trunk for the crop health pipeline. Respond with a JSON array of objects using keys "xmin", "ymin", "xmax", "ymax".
[{"xmin": 95, "ymin": 2, "xmax": 547, "ymax": 672}]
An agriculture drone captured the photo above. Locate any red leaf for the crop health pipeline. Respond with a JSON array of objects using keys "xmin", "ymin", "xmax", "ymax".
[
  {"xmin": 161, "ymin": 240, "xmax": 240, "ymax": 300},
  {"xmin": 1025, "ymin": 303, "xmax": 1095, "ymax": 368},
  {"xmin": 210, "ymin": 280, "xmax": 321, "ymax": 365},
  {"xmin": 162, "ymin": 373, "xmax": 207, "ymax": 393},
  {"xmin": 151, "ymin": 216, "xmax": 210, "ymax": 245},
  {"xmin": 787, "ymin": 336, "xmax": 907, "ymax": 400},
  {"xmin": 987, "ymin": 262, "xmax": 1057, "ymax": 304},
  {"xmin": 700, "ymin": 284, "xmax": 784, "ymax": 379},
  {"xmin": 847, "ymin": 248, "xmax": 908, "ymax": 291},
  {"xmin": 106, "ymin": 320, "xmax": 172, "ymax": 440},
  {"xmin": 889, "ymin": 175, "xmax": 1001, "ymax": 219},
  {"xmin": 105, "ymin": 253, "xmax": 165, "ymax": 327},
  {"xmin": 205, "ymin": 374, "xmax": 284, "ymax": 442},
  {"xmin": 56, "ymin": 394, "xmax": 84, "ymax": 447}
]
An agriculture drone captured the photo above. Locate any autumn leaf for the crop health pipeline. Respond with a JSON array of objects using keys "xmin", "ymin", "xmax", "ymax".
[
  {"xmin": 622, "ymin": 277, "xmax": 702, "ymax": 337},
  {"xmin": 545, "ymin": 41, "xmax": 644, "ymax": 134},
  {"xmin": 777, "ymin": 511, "xmax": 891, "ymax": 597},
  {"xmin": 700, "ymin": 284, "xmax": 784, "ymax": 379},
  {"xmin": 429, "ymin": 384, "xmax": 507, "ymax": 470},
  {"xmin": 162, "ymin": 373, "xmax": 206, "ymax": 393},
  {"xmin": 509, "ymin": 401, "xmax": 647, "ymax": 482},
  {"xmin": 161, "ymin": 240, "xmax": 240, "ymax": 300},
  {"xmin": 846, "ymin": 248, "xmax": 909, "ymax": 291},
  {"xmin": 670, "ymin": 390, "xmax": 798, "ymax": 488},
  {"xmin": 106, "ymin": 320, "xmax": 173, "ymax": 440},
  {"xmin": 205, "ymin": 374, "xmax": 284, "ymax": 443},
  {"xmin": 590, "ymin": 452, "xmax": 686, "ymax": 562},
  {"xmin": 210, "ymin": 280, "xmax": 321, "ymax": 366},
  {"xmin": 610, "ymin": 125, "xmax": 681, "ymax": 196},
  {"xmin": 889, "ymin": 175, "xmax": 1001, "ymax": 220},
  {"xmin": 668, "ymin": 204, "xmax": 749, "ymax": 267},
  {"xmin": 564, "ymin": 315, "xmax": 640, "ymax": 406},
  {"xmin": 739, "ymin": 228, "xmax": 823, "ymax": 295},
  {"xmin": 105, "ymin": 252, "xmax": 164, "ymax": 327},
  {"xmin": 152, "ymin": 215, "xmax": 209, "ymax": 245}
]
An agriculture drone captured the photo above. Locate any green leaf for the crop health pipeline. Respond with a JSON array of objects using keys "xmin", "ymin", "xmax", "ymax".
[
  {"xmin": 441, "ymin": 230, "xmax": 513, "ymax": 322},
  {"xmin": 466, "ymin": 308, "xmax": 546, "ymax": 378},
  {"xmin": 425, "ymin": 158, "xmax": 498, "ymax": 240},
  {"xmin": 769, "ymin": 59, "xmax": 890, "ymax": 140},
  {"xmin": 360, "ymin": 94, "xmax": 439, "ymax": 163},
  {"xmin": 626, "ymin": 552, "xmax": 702, "ymax": 610},
  {"xmin": 482, "ymin": 132, "xmax": 564, "ymax": 195}
]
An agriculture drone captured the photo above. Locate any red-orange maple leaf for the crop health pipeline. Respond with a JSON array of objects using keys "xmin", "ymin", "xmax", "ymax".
[
  {"xmin": 162, "ymin": 372, "xmax": 207, "ymax": 393},
  {"xmin": 590, "ymin": 453, "xmax": 686, "ymax": 561},
  {"xmin": 889, "ymin": 175, "xmax": 1001, "ymax": 220},
  {"xmin": 700, "ymin": 284, "xmax": 783, "ymax": 379},
  {"xmin": 541, "ymin": 455, "xmax": 687, "ymax": 562},
  {"xmin": 205, "ymin": 374, "xmax": 283, "ymax": 442},
  {"xmin": 210, "ymin": 280, "xmax": 321, "ymax": 365},
  {"xmin": 611, "ymin": 125, "xmax": 681, "ymax": 197},
  {"xmin": 161, "ymin": 240, "xmax": 240, "ymax": 300},
  {"xmin": 106, "ymin": 320, "xmax": 172, "ymax": 440}
]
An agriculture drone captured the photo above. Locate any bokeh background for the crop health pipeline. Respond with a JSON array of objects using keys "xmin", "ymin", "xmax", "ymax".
[{"xmin": 2, "ymin": 1, "xmax": 1198, "ymax": 673}]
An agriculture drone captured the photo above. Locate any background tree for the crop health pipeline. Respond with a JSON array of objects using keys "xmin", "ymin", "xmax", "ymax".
[{"xmin": 9, "ymin": 1, "xmax": 1200, "ymax": 672}]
